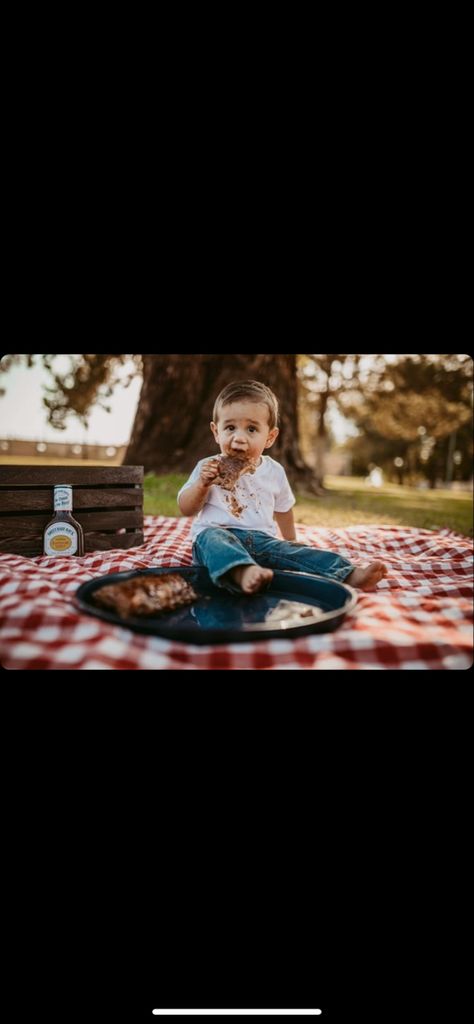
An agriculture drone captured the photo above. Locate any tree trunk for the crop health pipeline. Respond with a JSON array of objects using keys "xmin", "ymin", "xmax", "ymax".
[
  {"xmin": 445, "ymin": 430, "xmax": 457, "ymax": 486},
  {"xmin": 124, "ymin": 354, "xmax": 318, "ymax": 491},
  {"xmin": 312, "ymin": 390, "xmax": 330, "ymax": 492}
]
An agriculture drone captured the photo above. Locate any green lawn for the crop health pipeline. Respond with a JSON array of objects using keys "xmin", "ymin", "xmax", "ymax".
[{"xmin": 144, "ymin": 473, "xmax": 473, "ymax": 537}]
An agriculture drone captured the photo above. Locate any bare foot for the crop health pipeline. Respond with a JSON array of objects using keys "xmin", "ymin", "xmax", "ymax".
[
  {"xmin": 346, "ymin": 561, "xmax": 388, "ymax": 591},
  {"xmin": 230, "ymin": 564, "xmax": 274, "ymax": 594}
]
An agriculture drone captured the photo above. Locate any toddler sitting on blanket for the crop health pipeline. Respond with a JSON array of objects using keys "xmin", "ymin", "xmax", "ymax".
[{"xmin": 178, "ymin": 380, "xmax": 388, "ymax": 595}]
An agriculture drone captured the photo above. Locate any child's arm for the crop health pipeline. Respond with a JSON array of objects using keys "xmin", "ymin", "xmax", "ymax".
[
  {"xmin": 178, "ymin": 458, "xmax": 221, "ymax": 516},
  {"xmin": 274, "ymin": 508, "xmax": 297, "ymax": 541}
]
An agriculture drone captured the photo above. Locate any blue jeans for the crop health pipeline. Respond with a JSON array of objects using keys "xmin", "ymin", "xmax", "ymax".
[{"xmin": 193, "ymin": 527, "xmax": 355, "ymax": 593}]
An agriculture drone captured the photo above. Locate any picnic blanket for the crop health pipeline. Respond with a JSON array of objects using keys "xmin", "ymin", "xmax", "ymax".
[{"xmin": 0, "ymin": 516, "xmax": 472, "ymax": 670}]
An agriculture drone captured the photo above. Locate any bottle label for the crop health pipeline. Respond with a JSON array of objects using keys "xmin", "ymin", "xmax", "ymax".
[
  {"xmin": 54, "ymin": 486, "xmax": 73, "ymax": 511},
  {"xmin": 44, "ymin": 523, "xmax": 78, "ymax": 555}
]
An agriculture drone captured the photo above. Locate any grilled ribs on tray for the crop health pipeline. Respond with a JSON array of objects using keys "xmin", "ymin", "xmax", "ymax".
[{"xmin": 92, "ymin": 574, "xmax": 198, "ymax": 618}]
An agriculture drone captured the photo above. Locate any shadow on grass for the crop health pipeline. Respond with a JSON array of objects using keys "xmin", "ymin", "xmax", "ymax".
[{"xmin": 296, "ymin": 477, "xmax": 473, "ymax": 536}]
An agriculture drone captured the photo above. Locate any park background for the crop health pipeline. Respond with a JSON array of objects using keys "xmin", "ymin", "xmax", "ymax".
[{"xmin": 0, "ymin": 353, "xmax": 472, "ymax": 537}]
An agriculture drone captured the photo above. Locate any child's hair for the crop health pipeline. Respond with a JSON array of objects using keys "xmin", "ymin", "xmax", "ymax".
[{"xmin": 213, "ymin": 380, "xmax": 279, "ymax": 430}]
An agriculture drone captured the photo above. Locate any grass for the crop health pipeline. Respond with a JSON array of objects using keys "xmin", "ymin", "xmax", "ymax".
[
  {"xmin": 297, "ymin": 476, "xmax": 473, "ymax": 536},
  {"xmin": 144, "ymin": 473, "xmax": 473, "ymax": 537},
  {"xmin": 144, "ymin": 473, "xmax": 190, "ymax": 516}
]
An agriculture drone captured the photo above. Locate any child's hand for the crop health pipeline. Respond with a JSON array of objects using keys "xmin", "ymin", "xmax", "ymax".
[{"xmin": 199, "ymin": 458, "xmax": 221, "ymax": 488}]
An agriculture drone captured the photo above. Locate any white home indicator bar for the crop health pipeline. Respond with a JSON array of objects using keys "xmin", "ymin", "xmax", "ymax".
[{"xmin": 152, "ymin": 1013, "xmax": 322, "ymax": 1017}]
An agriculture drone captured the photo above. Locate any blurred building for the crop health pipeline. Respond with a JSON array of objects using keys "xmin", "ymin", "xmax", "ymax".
[{"xmin": 0, "ymin": 439, "xmax": 127, "ymax": 462}]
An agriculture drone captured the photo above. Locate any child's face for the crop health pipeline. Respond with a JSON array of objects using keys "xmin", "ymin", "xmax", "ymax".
[{"xmin": 211, "ymin": 400, "xmax": 279, "ymax": 460}]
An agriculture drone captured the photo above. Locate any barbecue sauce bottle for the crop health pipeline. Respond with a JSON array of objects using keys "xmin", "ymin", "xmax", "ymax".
[{"xmin": 43, "ymin": 484, "xmax": 85, "ymax": 556}]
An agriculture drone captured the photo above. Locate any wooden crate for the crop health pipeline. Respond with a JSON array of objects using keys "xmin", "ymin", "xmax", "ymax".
[{"xmin": 0, "ymin": 466, "xmax": 144, "ymax": 556}]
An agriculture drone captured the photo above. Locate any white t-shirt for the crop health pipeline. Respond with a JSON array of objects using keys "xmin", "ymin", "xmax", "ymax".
[{"xmin": 178, "ymin": 455, "xmax": 296, "ymax": 541}]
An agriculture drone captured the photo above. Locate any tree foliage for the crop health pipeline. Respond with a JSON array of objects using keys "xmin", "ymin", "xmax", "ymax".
[
  {"xmin": 297, "ymin": 354, "xmax": 386, "ymax": 480},
  {"xmin": 0, "ymin": 354, "xmax": 141, "ymax": 427},
  {"xmin": 343, "ymin": 355, "xmax": 473, "ymax": 483}
]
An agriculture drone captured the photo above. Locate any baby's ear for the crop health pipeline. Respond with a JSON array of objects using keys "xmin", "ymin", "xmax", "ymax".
[
  {"xmin": 210, "ymin": 421, "xmax": 219, "ymax": 444},
  {"xmin": 265, "ymin": 427, "xmax": 279, "ymax": 449}
]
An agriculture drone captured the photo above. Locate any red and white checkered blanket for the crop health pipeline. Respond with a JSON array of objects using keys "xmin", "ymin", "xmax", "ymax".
[{"xmin": 0, "ymin": 516, "xmax": 472, "ymax": 670}]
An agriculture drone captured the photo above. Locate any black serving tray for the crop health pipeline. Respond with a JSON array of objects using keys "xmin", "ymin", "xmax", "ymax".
[{"xmin": 75, "ymin": 566, "xmax": 357, "ymax": 645}]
